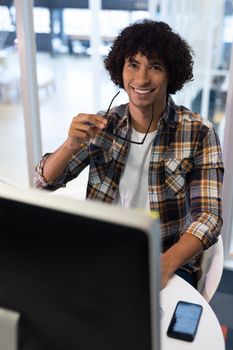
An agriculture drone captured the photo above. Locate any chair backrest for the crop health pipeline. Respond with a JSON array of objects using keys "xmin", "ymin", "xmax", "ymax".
[{"xmin": 197, "ymin": 235, "xmax": 224, "ymax": 302}]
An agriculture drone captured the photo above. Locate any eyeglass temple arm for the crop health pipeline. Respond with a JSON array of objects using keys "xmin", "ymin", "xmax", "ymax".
[{"xmin": 104, "ymin": 91, "xmax": 121, "ymax": 118}]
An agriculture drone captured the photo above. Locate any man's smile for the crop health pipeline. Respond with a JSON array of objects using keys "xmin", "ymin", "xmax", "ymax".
[{"xmin": 132, "ymin": 87, "xmax": 155, "ymax": 95}]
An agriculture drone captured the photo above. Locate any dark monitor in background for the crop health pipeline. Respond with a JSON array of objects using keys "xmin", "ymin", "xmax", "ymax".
[{"xmin": 0, "ymin": 183, "xmax": 161, "ymax": 350}]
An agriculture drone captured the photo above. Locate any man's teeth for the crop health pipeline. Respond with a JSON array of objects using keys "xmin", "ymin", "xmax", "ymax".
[{"xmin": 134, "ymin": 88, "xmax": 152, "ymax": 94}]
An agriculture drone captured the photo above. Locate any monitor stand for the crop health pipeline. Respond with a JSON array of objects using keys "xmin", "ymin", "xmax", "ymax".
[{"xmin": 0, "ymin": 307, "xmax": 19, "ymax": 350}]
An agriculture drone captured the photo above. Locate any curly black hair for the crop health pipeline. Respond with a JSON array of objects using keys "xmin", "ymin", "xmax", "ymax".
[{"xmin": 104, "ymin": 19, "xmax": 194, "ymax": 94}]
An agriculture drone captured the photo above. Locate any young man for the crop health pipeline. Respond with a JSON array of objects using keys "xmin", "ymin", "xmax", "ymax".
[{"xmin": 34, "ymin": 20, "xmax": 224, "ymax": 289}]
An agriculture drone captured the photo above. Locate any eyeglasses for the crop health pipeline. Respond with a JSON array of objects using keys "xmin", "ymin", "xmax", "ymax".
[{"xmin": 104, "ymin": 91, "xmax": 154, "ymax": 145}]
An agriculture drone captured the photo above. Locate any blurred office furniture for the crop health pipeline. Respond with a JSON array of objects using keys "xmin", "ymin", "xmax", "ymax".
[
  {"xmin": 37, "ymin": 65, "xmax": 55, "ymax": 99},
  {"xmin": 0, "ymin": 48, "xmax": 55, "ymax": 103},
  {"xmin": 0, "ymin": 69, "xmax": 19, "ymax": 102},
  {"xmin": 197, "ymin": 235, "xmax": 224, "ymax": 302},
  {"xmin": 0, "ymin": 49, "xmax": 20, "ymax": 102},
  {"xmin": 191, "ymin": 74, "xmax": 227, "ymax": 131}
]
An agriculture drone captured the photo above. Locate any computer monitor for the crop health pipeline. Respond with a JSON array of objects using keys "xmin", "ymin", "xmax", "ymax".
[{"xmin": 0, "ymin": 183, "xmax": 161, "ymax": 350}]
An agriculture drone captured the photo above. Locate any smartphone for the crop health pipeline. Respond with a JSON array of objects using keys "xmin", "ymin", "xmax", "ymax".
[{"xmin": 167, "ymin": 300, "xmax": 203, "ymax": 342}]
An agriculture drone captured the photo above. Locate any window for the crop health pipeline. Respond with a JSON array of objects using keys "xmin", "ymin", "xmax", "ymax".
[
  {"xmin": 33, "ymin": 7, "xmax": 50, "ymax": 34},
  {"xmin": 0, "ymin": 5, "xmax": 15, "ymax": 31}
]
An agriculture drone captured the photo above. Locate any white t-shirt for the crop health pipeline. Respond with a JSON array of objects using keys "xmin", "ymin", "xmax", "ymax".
[{"xmin": 114, "ymin": 127, "xmax": 157, "ymax": 210}]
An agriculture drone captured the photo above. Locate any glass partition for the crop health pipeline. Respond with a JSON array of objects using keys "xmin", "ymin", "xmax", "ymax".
[{"xmin": 0, "ymin": 3, "xmax": 28, "ymax": 187}]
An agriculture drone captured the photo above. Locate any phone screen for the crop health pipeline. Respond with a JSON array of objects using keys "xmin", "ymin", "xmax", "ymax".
[{"xmin": 167, "ymin": 300, "xmax": 203, "ymax": 342}]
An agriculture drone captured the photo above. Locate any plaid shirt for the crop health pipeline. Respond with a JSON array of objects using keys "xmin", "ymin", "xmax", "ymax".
[{"xmin": 34, "ymin": 96, "xmax": 224, "ymax": 273}]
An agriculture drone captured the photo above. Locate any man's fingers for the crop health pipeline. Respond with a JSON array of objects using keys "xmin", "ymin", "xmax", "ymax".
[
  {"xmin": 79, "ymin": 124, "xmax": 98, "ymax": 138},
  {"xmin": 68, "ymin": 113, "xmax": 107, "ymax": 142},
  {"xmin": 75, "ymin": 113, "xmax": 108, "ymax": 129},
  {"xmin": 69, "ymin": 119, "xmax": 99, "ymax": 139}
]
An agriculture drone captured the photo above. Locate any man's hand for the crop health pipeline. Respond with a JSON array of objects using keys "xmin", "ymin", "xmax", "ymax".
[
  {"xmin": 160, "ymin": 234, "xmax": 203, "ymax": 290},
  {"xmin": 67, "ymin": 113, "xmax": 108, "ymax": 151},
  {"xmin": 42, "ymin": 114, "xmax": 108, "ymax": 182}
]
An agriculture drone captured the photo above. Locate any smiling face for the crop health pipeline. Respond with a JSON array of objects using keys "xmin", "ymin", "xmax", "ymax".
[{"xmin": 122, "ymin": 52, "xmax": 168, "ymax": 117}]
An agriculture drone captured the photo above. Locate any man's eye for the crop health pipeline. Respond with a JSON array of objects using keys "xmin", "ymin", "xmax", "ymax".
[
  {"xmin": 129, "ymin": 62, "xmax": 137, "ymax": 68},
  {"xmin": 152, "ymin": 65, "xmax": 162, "ymax": 70}
]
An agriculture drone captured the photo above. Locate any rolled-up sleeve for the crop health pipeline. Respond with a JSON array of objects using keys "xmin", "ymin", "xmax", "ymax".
[
  {"xmin": 183, "ymin": 122, "xmax": 224, "ymax": 249},
  {"xmin": 34, "ymin": 146, "xmax": 90, "ymax": 191}
]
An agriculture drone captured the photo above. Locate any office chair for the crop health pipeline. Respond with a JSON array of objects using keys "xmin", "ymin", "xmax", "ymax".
[{"xmin": 197, "ymin": 235, "xmax": 224, "ymax": 303}]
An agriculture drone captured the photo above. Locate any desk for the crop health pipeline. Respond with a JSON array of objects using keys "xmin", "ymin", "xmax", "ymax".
[
  {"xmin": 161, "ymin": 274, "xmax": 225, "ymax": 349},
  {"xmin": 0, "ymin": 266, "xmax": 226, "ymax": 350}
]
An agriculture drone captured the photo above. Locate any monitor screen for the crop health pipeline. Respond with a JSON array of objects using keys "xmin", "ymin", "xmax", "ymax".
[{"xmin": 0, "ymin": 183, "xmax": 161, "ymax": 350}]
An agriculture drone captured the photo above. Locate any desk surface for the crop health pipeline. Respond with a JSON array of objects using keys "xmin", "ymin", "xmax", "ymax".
[{"xmin": 161, "ymin": 274, "xmax": 225, "ymax": 350}]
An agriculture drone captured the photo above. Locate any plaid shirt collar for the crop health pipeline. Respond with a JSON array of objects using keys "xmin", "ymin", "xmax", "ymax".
[{"xmin": 113, "ymin": 94, "xmax": 180, "ymax": 131}]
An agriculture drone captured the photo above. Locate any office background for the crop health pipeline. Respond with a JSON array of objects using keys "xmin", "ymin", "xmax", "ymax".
[{"xmin": 0, "ymin": 1, "xmax": 233, "ymax": 347}]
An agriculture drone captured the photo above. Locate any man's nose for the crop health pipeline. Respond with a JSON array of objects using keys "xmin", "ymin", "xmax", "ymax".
[{"xmin": 135, "ymin": 68, "xmax": 150, "ymax": 84}]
